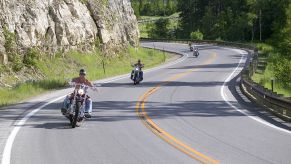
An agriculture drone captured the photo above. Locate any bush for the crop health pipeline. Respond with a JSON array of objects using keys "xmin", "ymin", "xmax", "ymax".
[
  {"xmin": 190, "ymin": 30, "xmax": 204, "ymax": 40},
  {"xmin": 273, "ymin": 58, "xmax": 291, "ymax": 85},
  {"xmin": 3, "ymin": 27, "xmax": 17, "ymax": 56},
  {"xmin": 10, "ymin": 53, "xmax": 23, "ymax": 72},
  {"xmin": 3, "ymin": 26, "xmax": 24, "ymax": 71},
  {"xmin": 23, "ymin": 48, "xmax": 40, "ymax": 67}
]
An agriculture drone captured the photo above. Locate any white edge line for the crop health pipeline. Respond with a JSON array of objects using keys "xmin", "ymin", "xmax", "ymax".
[
  {"xmin": 1, "ymin": 96, "xmax": 65, "ymax": 164},
  {"xmin": 1, "ymin": 44, "xmax": 189, "ymax": 164},
  {"xmin": 220, "ymin": 49, "xmax": 291, "ymax": 135}
]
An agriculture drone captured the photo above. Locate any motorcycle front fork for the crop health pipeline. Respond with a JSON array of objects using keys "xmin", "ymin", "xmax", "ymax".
[{"xmin": 67, "ymin": 101, "xmax": 85, "ymax": 117}]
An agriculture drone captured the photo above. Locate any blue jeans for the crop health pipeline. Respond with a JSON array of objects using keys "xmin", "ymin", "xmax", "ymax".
[{"xmin": 62, "ymin": 95, "xmax": 92, "ymax": 113}]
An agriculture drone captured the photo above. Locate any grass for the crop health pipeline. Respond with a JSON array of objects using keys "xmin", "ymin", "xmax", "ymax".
[
  {"xmin": 252, "ymin": 64, "xmax": 291, "ymax": 97},
  {"xmin": 251, "ymin": 43, "xmax": 291, "ymax": 97},
  {"xmin": 138, "ymin": 13, "xmax": 180, "ymax": 38},
  {"xmin": 0, "ymin": 47, "xmax": 172, "ymax": 107},
  {"xmin": 0, "ymin": 80, "xmax": 66, "ymax": 106}
]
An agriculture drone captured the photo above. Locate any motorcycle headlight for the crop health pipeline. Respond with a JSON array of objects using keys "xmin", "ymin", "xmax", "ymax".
[{"xmin": 78, "ymin": 89, "xmax": 85, "ymax": 95}]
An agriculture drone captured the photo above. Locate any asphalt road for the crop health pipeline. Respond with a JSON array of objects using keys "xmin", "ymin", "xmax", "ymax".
[{"xmin": 1, "ymin": 42, "xmax": 291, "ymax": 164}]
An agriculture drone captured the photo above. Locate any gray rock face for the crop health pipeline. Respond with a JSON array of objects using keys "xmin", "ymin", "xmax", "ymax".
[{"xmin": 0, "ymin": 0, "xmax": 139, "ymax": 64}]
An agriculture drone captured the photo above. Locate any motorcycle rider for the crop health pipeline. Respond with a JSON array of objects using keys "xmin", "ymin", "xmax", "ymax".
[
  {"xmin": 193, "ymin": 45, "xmax": 199, "ymax": 56},
  {"xmin": 189, "ymin": 42, "xmax": 193, "ymax": 51},
  {"xmin": 131, "ymin": 59, "xmax": 144, "ymax": 81},
  {"xmin": 61, "ymin": 69, "xmax": 96, "ymax": 118}
]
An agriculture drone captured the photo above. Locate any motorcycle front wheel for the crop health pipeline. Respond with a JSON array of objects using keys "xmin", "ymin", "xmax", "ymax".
[{"xmin": 71, "ymin": 102, "xmax": 81, "ymax": 128}]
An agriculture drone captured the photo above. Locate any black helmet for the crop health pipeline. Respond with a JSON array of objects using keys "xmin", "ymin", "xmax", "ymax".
[
  {"xmin": 138, "ymin": 59, "xmax": 141, "ymax": 63},
  {"xmin": 79, "ymin": 69, "xmax": 86, "ymax": 75}
]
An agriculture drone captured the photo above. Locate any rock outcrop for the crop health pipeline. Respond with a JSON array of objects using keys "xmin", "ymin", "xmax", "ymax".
[{"xmin": 0, "ymin": 0, "xmax": 139, "ymax": 64}]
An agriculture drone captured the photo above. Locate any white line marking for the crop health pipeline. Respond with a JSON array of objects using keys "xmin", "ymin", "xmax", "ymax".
[
  {"xmin": 220, "ymin": 49, "xmax": 291, "ymax": 135},
  {"xmin": 1, "ymin": 44, "xmax": 189, "ymax": 164},
  {"xmin": 1, "ymin": 96, "xmax": 65, "ymax": 164}
]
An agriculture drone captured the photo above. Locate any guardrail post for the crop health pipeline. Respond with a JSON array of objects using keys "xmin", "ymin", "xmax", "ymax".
[
  {"xmin": 153, "ymin": 43, "xmax": 156, "ymax": 56},
  {"xmin": 249, "ymin": 61, "xmax": 253, "ymax": 77},
  {"xmin": 163, "ymin": 47, "xmax": 166, "ymax": 62},
  {"xmin": 102, "ymin": 59, "xmax": 106, "ymax": 75},
  {"xmin": 271, "ymin": 78, "xmax": 274, "ymax": 92}
]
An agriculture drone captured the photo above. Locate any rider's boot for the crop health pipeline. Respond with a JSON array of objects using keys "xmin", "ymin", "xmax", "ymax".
[
  {"xmin": 61, "ymin": 108, "xmax": 67, "ymax": 115},
  {"xmin": 84, "ymin": 112, "xmax": 92, "ymax": 118}
]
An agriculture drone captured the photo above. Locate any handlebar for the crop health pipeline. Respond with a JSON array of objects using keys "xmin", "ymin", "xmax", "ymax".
[
  {"xmin": 69, "ymin": 82, "xmax": 99, "ymax": 92},
  {"xmin": 131, "ymin": 65, "xmax": 144, "ymax": 68}
]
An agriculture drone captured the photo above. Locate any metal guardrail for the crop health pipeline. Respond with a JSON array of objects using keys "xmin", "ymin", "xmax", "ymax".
[
  {"xmin": 138, "ymin": 16, "xmax": 180, "ymax": 23},
  {"xmin": 140, "ymin": 38, "xmax": 291, "ymax": 121},
  {"xmin": 241, "ymin": 74, "xmax": 291, "ymax": 121},
  {"xmin": 140, "ymin": 38, "xmax": 255, "ymax": 49}
]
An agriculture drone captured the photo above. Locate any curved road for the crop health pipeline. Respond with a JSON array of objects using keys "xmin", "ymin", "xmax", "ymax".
[{"xmin": 1, "ymin": 42, "xmax": 291, "ymax": 164}]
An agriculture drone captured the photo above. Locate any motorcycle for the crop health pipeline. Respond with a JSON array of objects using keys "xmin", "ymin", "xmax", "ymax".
[
  {"xmin": 193, "ymin": 49, "xmax": 199, "ymax": 57},
  {"xmin": 131, "ymin": 66, "xmax": 143, "ymax": 85},
  {"xmin": 64, "ymin": 82, "xmax": 97, "ymax": 128}
]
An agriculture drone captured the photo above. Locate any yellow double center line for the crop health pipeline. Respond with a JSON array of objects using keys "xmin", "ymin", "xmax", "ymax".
[{"xmin": 136, "ymin": 53, "xmax": 219, "ymax": 164}]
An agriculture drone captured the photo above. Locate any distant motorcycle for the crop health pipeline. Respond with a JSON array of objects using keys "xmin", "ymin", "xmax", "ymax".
[
  {"xmin": 193, "ymin": 49, "xmax": 199, "ymax": 57},
  {"xmin": 131, "ymin": 66, "xmax": 143, "ymax": 85},
  {"xmin": 64, "ymin": 82, "xmax": 97, "ymax": 128}
]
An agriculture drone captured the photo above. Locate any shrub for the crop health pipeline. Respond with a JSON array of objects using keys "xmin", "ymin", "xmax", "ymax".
[
  {"xmin": 3, "ymin": 26, "xmax": 24, "ymax": 71},
  {"xmin": 23, "ymin": 48, "xmax": 40, "ymax": 67},
  {"xmin": 190, "ymin": 30, "xmax": 204, "ymax": 40},
  {"xmin": 3, "ymin": 27, "xmax": 17, "ymax": 56},
  {"xmin": 273, "ymin": 58, "xmax": 291, "ymax": 85},
  {"xmin": 11, "ymin": 53, "xmax": 23, "ymax": 72}
]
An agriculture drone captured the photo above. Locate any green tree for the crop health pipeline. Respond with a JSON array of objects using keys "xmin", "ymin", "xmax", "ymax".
[
  {"xmin": 274, "ymin": 3, "xmax": 291, "ymax": 57},
  {"xmin": 149, "ymin": 18, "xmax": 171, "ymax": 38},
  {"xmin": 176, "ymin": 0, "xmax": 290, "ymax": 41},
  {"xmin": 131, "ymin": 0, "xmax": 178, "ymax": 17}
]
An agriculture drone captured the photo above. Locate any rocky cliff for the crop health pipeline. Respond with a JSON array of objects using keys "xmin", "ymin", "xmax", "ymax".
[{"xmin": 0, "ymin": 0, "xmax": 139, "ymax": 64}]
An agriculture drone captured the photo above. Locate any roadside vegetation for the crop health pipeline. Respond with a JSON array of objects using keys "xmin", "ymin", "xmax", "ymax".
[
  {"xmin": 252, "ymin": 43, "xmax": 291, "ymax": 97},
  {"xmin": 0, "ymin": 47, "xmax": 172, "ymax": 107},
  {"xmin": 252, "ymin": 3, "xmax": 291, "ymax": 97}
]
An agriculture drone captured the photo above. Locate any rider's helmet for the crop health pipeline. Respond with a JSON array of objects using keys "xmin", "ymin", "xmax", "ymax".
[
  {"xmin": 79, "ymin": 69, "xmax": 86, "ymax": 76},
  {"xmin": 138, "ymin": 59, "xmax": 141, "ymax": 63}
]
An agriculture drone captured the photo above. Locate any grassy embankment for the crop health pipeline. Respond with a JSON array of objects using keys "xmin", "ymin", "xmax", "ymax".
[
  {"xmin": 0, "ymin": 47, "xmax": 172, "ymax": 107},
  {"xmin": 252, "ymin": 43, "xmax": 291, "ymax": 97}
]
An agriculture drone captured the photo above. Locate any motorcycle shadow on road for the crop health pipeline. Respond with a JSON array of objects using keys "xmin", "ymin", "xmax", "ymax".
[
  {"xmin": 13, "ymin": 102, "xmax": 83, "ymax": 129},
  {"xmin": 32, "ymin": 122, "xmax": 73, "ymax": 129}
]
